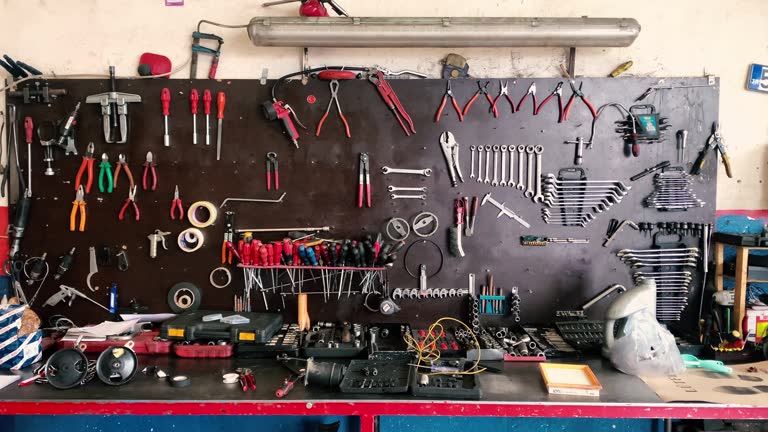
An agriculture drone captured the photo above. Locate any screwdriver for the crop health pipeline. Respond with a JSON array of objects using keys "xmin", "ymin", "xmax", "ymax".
[
  {"xmin": 24, "ymin": 116, "xmax": 33, "ymax": 196},
  {"xmin": 190, "ymin": 89, "xmax": 199, "ymax": 145},
  {"xmin": 161, "ymin": 88, "xmax": 171, "ymax": 147},
  {"xmin": 203, "ymin": 90, "xmax": 212, "ymax": 146},
  {"xmin": 216, "ymin": 91, "xmax": 226, "ymax": 160}
]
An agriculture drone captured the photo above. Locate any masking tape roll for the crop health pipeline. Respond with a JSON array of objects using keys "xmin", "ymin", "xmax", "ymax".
[
  {"xmin": 178, "ymin": 228, "xmax": 204, "ymax": 253},
  {"xmin": 187, "ymin": 201, "xmax": 218, "ymax": 228}
]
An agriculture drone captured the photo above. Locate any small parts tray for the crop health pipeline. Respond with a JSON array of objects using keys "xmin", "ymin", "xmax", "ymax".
[
  {"xmin": 339, "ymin": 359, "xmax": 411, "ymax": 394},
  {"xmin": 410, "ymin": 359, "xmax": 481, "ymax": 400},
  {"xmin": 173, "ymin": 342, "xmax": 233, "ymax": 358},
  {"xmin": 304, "ymin": 322, "xmax": 367, "ymax": 358}
]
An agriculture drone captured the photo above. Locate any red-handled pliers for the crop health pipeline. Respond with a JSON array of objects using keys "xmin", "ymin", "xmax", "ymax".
[
  {"xmin": 118, "ymin": 185, "xmax": 140, "ymax": 221},
  {"xmin": 534, "ymin": 82, "xmax": 564, "ymax": 122},
  {"xmin": 266, "ymin": 152, "xmax": 279, "ymax": 190},
  {"xmin": 516, "ymin": 82, "xmax": 537, "ymax": 114},
  {"xmin": 463, "ymin": 81, "xmax": 498, "ymax": 118},
  {"xmin": 316, "ymin": 79, "xmax": 351, "ymax": 138},
  {"xmin": 74, "ymin": 142, "xmax": 95, "ymax": 193},
  {"xmin": 170, "ymin": 185, "xmax": 184, "ymax": 220},
  {"xmin": 562, "ymin": 81, "xmax": 598, "ymax": 121},
  {"xmin": 142, "ymin": 151, "xmax": 157, "ymax": 191},
  {"xmin": 435, "ymin": 80, "xmax": 464, "ymax": 122},
  {"xmin": 357, "ymin": 152, "xmax": 371, "ymax": 208},
  {"xmin": 491, "ymin": 80, "xmax": 516, "ymax": 115}
]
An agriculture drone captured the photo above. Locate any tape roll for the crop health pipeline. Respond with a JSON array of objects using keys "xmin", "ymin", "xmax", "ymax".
[
  {"xmin": 187, "ymin": 201, "xmax": 218, "ymax": 228},
  {"xmin": 178, "ymin": 228, "xmax": 205, "ymax": 253},
  {"xmin": 209, "ymin": 266, "xmax": 232, "ymax": 289},
  {"xmin": 169, "ymin": 375, "xmax": 191, "ymax": 388},
  {"xmin": 222, "ymin": 373, "xmax": 239, "ymax": 384}
]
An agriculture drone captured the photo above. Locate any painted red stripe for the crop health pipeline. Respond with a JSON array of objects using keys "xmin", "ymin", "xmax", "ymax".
[{"xmin": 716, "ymin": 209, "xmax": 768, "ymax": 219}]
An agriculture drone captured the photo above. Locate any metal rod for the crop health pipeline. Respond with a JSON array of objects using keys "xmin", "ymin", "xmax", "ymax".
[
  {"xmin": 219, "ymin": 192, "xmax": 286, "ymax": 208},
  {"xmin": 236, "ymin": 226, "xmax": 331, "ymax": 234}
]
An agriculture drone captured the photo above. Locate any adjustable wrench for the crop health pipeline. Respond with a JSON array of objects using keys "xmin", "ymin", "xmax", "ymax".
[
  {"xmin": 470, "ymin": 145, "xmax": 476, "ymax": 179},
  {"xmin": 476, "ymin": 146, "xmax": 484, "ymax": 184},
  {"xmin": 500, "ymin": 145, "xmax": 508, "ymax": 187},
  {"xmin": 532, "ymin": 145, "xmax": 544, "ymax": 203},
  {"xmin": 491, "ymin": 145, "xmax": 500, "ymax": 186},
  {"xmin": 509, "ymin": 146, "xmax": 516, "ymax": 188},
  {"xmin": 484, "ymin": 145, "xmax": 491, "ymax": 184},
  {"xmin": 524, "ymin": 146, "xmax": 535, "ymax": 198},
  {"xmin": 516, "ymin": 145, "xmax": 525, "ymax": 190}
]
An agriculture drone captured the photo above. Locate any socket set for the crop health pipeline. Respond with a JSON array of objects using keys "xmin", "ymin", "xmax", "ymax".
[
  {"xmin": 411, "ymin": 359, "xmax": 481, "ymax": 400},
  {"xmin": 339, "ymin": 359, "xmax": 411, "ymax": 394},
  {"xmin": 554, "ymin": 320, "xmax": 604, "ymax": 351},
  {"xmin": 235, "ymin": 323, "xmax": 300, "ymax": 358},
  {"xmin": 368, "ymin": 323, "xmax": 412, "ymax": 360},
  {"xmin": 304, "ymin": 322, "xmax": 367, "ymax": 358}
]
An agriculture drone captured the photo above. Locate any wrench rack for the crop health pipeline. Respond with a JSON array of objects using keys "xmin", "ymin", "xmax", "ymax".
[
  {"xmin": 540, "ymin": 172, "xmax": 631, "ymax": 227},
  {"xmin": 240, "ymin": 265, "xmax": 387, "ymax": 312}
]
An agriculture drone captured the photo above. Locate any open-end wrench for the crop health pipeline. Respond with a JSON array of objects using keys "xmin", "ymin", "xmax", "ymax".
[
  {"xmin": 516, "ymin": 145, "xmax": 525, "ymax": 190},
  {"xmin": 509, "ymin": 146, "xmax": 516, "ymax": 187},
  {"xmin": 86, "ymin": 246, "xmax": 99, "ymax": 292},
  {"xmin": 388, "ymin": 186, "xmax": 427, "ymax": 193},
  {"xmin": 532, "ymin": 145, "xmax": 544, "ymax": 203},
  {"xmin": 390, "ymin": 194, "xmax": 427, "ymax": 200},
  {"xmin": 469, "ymin": 145, "xmax": 476, "ymax": 179},
  {"xmin": 524, "ymin": 146, "xmax": 535, "ymax": 198},
  {"xmin": 381, "ymin": 167, "xmax": 432, "ymax": 176},
  {"xmin": 484, "ymin": 145, "xmax": 491, "ymax": 184},
  {"xmin": 500, "ymin": 145, "xmax": 508, "ymax": 187},
  {"xmin": 491, "ymin": 145, "xmax": 500, "ymax": 186},
  {"xmin": 477, "ymin": 146, "xmax": 484, "ymax": 183}
]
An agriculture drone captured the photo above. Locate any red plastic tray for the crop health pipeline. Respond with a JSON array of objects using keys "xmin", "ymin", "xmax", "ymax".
[
  {"xmin": 56, "ymin": 331, "xmax": 172, "ymax": 355},
  {"xmin": 173, "ymin": 342, "xmax": 233, "ymax": 358}
]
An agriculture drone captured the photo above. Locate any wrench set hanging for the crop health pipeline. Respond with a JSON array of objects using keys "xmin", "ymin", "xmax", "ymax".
[
  {"xmin": 540, "ymin": 170, "xmax": 630, "ymax": 227},
  {"xmin": 643, "ymin": 168, "xmax": 705, "ymax": 211},
  {"xmin": 468, "ymin": 143, "xmax": 544, "ymax": 203}
]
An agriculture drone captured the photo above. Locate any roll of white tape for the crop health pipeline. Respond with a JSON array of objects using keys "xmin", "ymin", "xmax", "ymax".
[
  {"xmin": 187, "ymin": 201, "xmax": 218, "ymax": 228},
  {"xmin": 178, "ymin": 228, "xmax": 205, "ymax": 253}
]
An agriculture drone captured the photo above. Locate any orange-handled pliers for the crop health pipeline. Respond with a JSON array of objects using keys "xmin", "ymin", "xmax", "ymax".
[
  {"xmin": 74, "ymin": 142, "xmax": 95, "ymax": 193},
  {"xmin": 435, "ymin": 80, "xmax": 464, "ymax": 122},
  {"xmin": 113, "ymin": 154, "xmax": 135, "ymax": 190},
  {"xmin": 170, "ymin": 185, "xmax": 184, "ymax": 220},
  {"xmin": 315, "ymin": 80, "xmax": 351, "ymax": 138},
  {"xmin": 69, "ymin": 186, "xmax": 86, "ymax": 232}
]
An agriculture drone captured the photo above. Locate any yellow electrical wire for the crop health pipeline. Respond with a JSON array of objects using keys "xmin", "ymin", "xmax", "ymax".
[{"xmin": 403, "ymin": 317, "xmax": 486, "ymax": 376}]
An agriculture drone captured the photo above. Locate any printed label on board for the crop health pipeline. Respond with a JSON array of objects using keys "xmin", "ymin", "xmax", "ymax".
[{"xmin": 747, "ymin": 64, "xmax": 768, "ymax": 93}]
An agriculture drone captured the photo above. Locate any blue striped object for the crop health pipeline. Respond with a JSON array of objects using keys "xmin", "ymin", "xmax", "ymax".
[{"xmin": 0, "ymin": 305, "xmax": 42, "ymax": 370}]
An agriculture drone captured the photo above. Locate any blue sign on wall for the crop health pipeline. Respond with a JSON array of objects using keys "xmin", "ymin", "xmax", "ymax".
[{"xmin": 747, "ymin": 64, "xmax": 768, "ymax": 93}]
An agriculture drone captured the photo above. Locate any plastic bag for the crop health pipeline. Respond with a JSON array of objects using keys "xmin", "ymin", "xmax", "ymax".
[{"xmin": 608, "ymin": 309, "xmax": 685, "ymax": 376}]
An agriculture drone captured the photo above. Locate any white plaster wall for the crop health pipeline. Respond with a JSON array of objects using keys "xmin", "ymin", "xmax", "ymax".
[{"xmin": 1, "ymin": 0, "xmax": 766, "ymax": 209}]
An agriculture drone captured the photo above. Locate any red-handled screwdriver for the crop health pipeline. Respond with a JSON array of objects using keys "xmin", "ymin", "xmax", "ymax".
[
  {"xmin": 161, "ymin": 88, "xmax": 171, "ymax": 147},
  {"xmin": 203, "ymin": 90, "xmax": 212, "ymax": 146},
  {"xmin": 24, "ymin": 117, "xmax": 33, "ymax": 195},
  {"xmin": 190, "ymin": 89, "xmax": 199, "ymax": 145},
  {"xmin": 216, "ymin": 91, "xmax": 226, "ymax": 160}
]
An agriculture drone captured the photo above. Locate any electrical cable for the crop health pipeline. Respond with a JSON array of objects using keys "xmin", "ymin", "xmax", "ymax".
[
  {"xmin": 403, "ymin": 239, "xmax": 443, "ymax": 279},
  {"xmin": 271, "ymin": 66, "xmax": 369, "ymax": 100},
  {"xmin": 402, "ymin": 317, "xmax": 486, "ymax": 376},
  {"xmin": 588, "ymin": 102, "xmax": 636, "ymax": 148}
]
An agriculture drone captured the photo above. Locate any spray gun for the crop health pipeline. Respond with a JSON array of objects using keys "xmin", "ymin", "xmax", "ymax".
[
  {"xmin": 148, "ymin": 230, "xmax": 171, "ymax": 258},
  {"xmin": 261, "ymin": 100, "xmax": 305, "ymax": 148}
]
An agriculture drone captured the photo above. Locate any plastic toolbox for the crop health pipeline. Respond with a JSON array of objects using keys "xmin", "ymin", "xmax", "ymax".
[
  {"xmin": 159, "ymin": 310, "xmax": 283, "ymax": 344},
  {"xmin": 236, "ymin": 323, "xmax": 301, "ymax": 358},
  {"xmin": 410, "ymin": 359, "xmax": 481, "ymax": 400},
  {"xmin": 173, "ymin": 342, "xmax": 234, "ymax": 358},
  {"xmin": 339, "ymin": 359, "xmax": 411, "ymax": 394},
  {"xmin": 57, "ymin": 331, "xmax": 172, "ymax": 355}
]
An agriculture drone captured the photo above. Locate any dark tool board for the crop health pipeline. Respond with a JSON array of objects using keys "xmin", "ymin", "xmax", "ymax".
[{"xmin": 8, "ymin": 76, "xmax": 718, "ymax": 330}]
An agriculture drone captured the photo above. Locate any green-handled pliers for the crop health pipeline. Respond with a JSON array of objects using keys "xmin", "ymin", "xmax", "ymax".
[{"xmin": 98, "ymin": 153, "xmax": 113, "ymax": 193}]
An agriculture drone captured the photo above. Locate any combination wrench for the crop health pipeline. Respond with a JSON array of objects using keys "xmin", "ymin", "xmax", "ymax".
[
  {"xmin": 516, "ymin": 145, "xmax": 525, "ymax": 190},
  {"xmin": 388, "ymin": 186, "xmax": 427, "ymax": 193},
  {"xmin": 390, "ymin": 194, "xmax": 427, "ymax": 200},
  {"xmin": 381, "ymin": 167, "xmax": 432, "ymax": 176},
  {"xmin": 484, "ymin": 145, "xmax": 491, "ymax": 184},
  {"xmin": 508, "ymin": 146, "xmax": 516, "ymax": 188},
  {"xmin": 532, "ymin": 145, "xmax": 544, "ymax": 203},
  {"xmin": 500, "ymin": 145, "xmax": 508, "ymax": 187},
  {"xmin": 491, "ymin": 145, "xmax": 500, "ymax": 186},
  {"xmin": 524, "ymin": 145, "xmax": 535, "ymax": 198},
  {"xmin": 477, "ymin": 146, "xmax": 484, "ymax": 183},
  {"xmin": 469, "ymin": 145, "xmax": 476, "ymax": 179}
]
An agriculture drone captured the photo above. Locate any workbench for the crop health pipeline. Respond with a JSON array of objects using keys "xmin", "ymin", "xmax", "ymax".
[
  {"xmin": 713, "ymin": 241, "xmax": 766, "ymax": 330},
  {"xmin": 0, "ymin": 357, "xmax": 766, "ymax": 432}
]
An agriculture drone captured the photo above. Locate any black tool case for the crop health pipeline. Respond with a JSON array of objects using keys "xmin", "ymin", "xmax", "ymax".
[{"xmin": 160, "ymin": 310, "xmax": 283, "ymax": 344}]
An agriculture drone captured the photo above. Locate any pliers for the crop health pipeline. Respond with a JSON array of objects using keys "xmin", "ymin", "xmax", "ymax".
[
  {"xmin": 316, "ymin": 79, "xmax": 351, "ymax": 138},
  {"xmin": 74, "ymin": 142, "xmax": 95, "ymax": 193},
  {"xmin": 435, "ymin": 80, "xmax": 464, "ymax": 122},
  {"xmin": 266, "ymin": 152, "xmax": 279, "ymax": 191},
  {"xmin": 98, "ymin": 153, "xmax": 113, "ymax": 193},
  {"xmin": 562, "ymin": 81, "xmax": 598, "ymax": 121},
  {"xmin": 691, "ymin": 122, "xmax": 733, "ymax": 178},
  {"xmin": 492, "ymin": 80, "xmax": 516, "ymax": 115},
  {"xmin": 118, "ymin": 185, "xmax": 140, "ymax": 221},
  {"xmin": 357, "ymin": 152, "xmax": 371, "ymax": 208},
  {"xmin": 69, "ymin": 186, "xmax": 86, "ymax": 232},
  {"xmin": 463, "ymin": 81, "xmax": 498, "ymax": 118},
  {"xmin": 142, "ymin": 151, "xmax": 157, "ymax": 191},
  {"xmin": 113, "ymin": 154, "xmax": 135, "ymax": 190},
  {"xmin": 439, "ymin": 131, "xmax": 464, "ymax": 187},
  {"xmin": 534, "ymin": 82, "xmax": 564, "ymax": 122},
  {"xmin": 170, "ymin": 185, "xmax": 184, "ymax": 220},
  {"xmin": 516, "ymin": 82, "xmax": 537, "ymax": 114}
]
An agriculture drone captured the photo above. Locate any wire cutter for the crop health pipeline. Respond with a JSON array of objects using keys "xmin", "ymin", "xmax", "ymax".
[
  {"xmin": 516, "ymin": 82, "xmax": 537, "ymax": 114},
  {"xmin": 69, "ymin": 186, "xmax": 86, "ymax": 232},
  {"xmin": 266, "ymin": 152, "xmax": 279, "ymax": 191},
  {"xmin": 316, "ymin": 80, "xmax": 351, "ymax": 138},
  {"xmin": 74, "ymin": 142, "xmax": 95, "ymax": 193},
  {"xmin": 113, "ymin": 154, "xmax": 134, "ymax": 190},
  {"xmin": 170, "ymin": 185, "xmax": 184, "ymax": 220},
  {"xmin": 357, "ymin": 152, "xmax": 371, "ymax": 208},
  {"xmin": 119, "ymin": 185, "xmax": 140, "ymax": 221},
  {"xmin": 562, "ymin": 81, "xmax": 598, "ymax": 121},
  {"xmin": 492, "ymin": 80, "xmax": 516, "ymax": 115},
  {"xmin": 691, "ymin": 122, "xmax": 733, "ymax": 178},
  {"xmin": 439, "ymin": 131, "xmax": 464, "ymax": 187},
  {"xmin": 98, "ymin": 153, "xmax": 113, "ymax": 193},
  {"xmin": 463, "ymin": 81, "xmax": 498, "ymax": 118},
  {"xmin": 142, "ymin": 151, "xmax": 157, "ymax": 191},
  {"xmin": 534, "ymin": 82, "xmax": 564, "ymax": 122},
  {"xmin": 435, "ymin": 80, "xmax": 464, "ymax": 122},
  {"xmin": 368, "ymin": 68, "xmax": 415, "ymax": 135}
]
